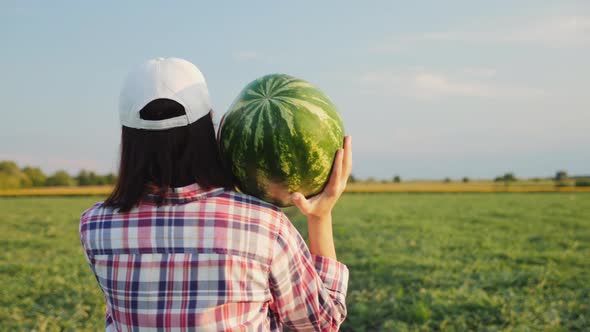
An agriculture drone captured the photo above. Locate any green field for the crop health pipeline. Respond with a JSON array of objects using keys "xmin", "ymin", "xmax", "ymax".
[{"xmin": 1, "ymin": 194, "xmax": 589, "ymax": 331}]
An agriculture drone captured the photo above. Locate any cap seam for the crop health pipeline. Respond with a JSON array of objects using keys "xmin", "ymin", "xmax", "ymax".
[{"xmin": 158, "ymin": 63, "xmax": 192, "ymax": 125}]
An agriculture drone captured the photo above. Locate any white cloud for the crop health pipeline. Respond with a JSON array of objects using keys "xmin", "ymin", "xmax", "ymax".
[
  {"xmin": 232, "ymin": 51, "xmax": 263, "ymax": 61},
  {"xmin": 461, "ymin": 67, "xmax": 497, "ymax": 78},
  {"xmin": 413, "ymin": 73, "xmax": 492, "ymax": 98},
  {"xmin": 502, "ymin": 16, "xmax": 590, "ymax": 46},
  {"xmin": 360, "ymin": 69, "xmax": 545, "ymax": 100},
  {"xmin": 374, "ymin": 15, "xmax": 590, "ymax": 52}
]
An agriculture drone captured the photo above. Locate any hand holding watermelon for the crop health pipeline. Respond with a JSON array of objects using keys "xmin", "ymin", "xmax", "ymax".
[
  {"xmin": 289, "ymin": 136, "xmax": 351, "ymax": 260},
  {"xmin": 219, "ymin": 74, "xmax": 350, "ymax": 260},
  {"xmin": 291, "ymin": 136, "xmax": 352, "ymax": 220}
]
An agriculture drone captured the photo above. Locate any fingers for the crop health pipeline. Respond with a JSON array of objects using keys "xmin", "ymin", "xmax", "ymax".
[
  {"xmin": 342, "ymin": 136, "xmax": 352, "ymax": 181},
  {"xmin": 291, "ymin": 192, "xmax": 311, "ymax": 215},
  {"xmin": 325, "ymin": 148, "xmax": 344, "ymax": 196}
]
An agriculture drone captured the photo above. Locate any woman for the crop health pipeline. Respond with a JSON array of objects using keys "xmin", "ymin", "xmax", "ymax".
[{"xmin": 79, "ymin": 57, "xmax": 352, "ymax": 331}]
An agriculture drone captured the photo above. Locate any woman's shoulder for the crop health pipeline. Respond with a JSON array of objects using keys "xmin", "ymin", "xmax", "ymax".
[
  {"xmin": 217, "ymin": 190, "xmax": 289, "ymax": 225},
  {"xmin": 80, "ymin": 201, "xmax": 108, "ymax": 221},
  {"xmin": 219, "ymin": 190, "xmax": 282, "ymax": 212}
]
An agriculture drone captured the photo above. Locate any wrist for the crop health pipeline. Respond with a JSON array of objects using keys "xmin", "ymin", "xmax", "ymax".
[
  {"xmin": 307, "ymin": 213, "xmax": 332, "ymax": 224},
  {"xmin": 306, "ymin": 215, "xmax": 336, "ymax": 259}
]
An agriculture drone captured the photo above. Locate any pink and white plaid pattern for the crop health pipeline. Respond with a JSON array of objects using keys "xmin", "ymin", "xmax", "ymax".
[{"xmin": 79, "ymin": 183, "xmax": 348, "ymax": 331}]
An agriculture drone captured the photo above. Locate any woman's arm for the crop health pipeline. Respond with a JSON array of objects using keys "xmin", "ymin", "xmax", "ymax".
[
  {"xmin": 268, "ymin": 136, "xmax": 352, "ymax": 331},
  {"xmin": 291, "ymin": 136, "xmax": 352, "ymax": 259},
  {"xmin": 269, "ymin": 214, "xmax": 348, "ymax": 331}
]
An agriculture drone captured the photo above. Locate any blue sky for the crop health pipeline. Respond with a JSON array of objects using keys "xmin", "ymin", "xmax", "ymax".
[{"xmin": 0, "ymin": 1, "xmax": 588, "ymax": 179}]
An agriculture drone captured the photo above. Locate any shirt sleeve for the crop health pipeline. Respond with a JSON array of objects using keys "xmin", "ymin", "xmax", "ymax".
[
  {"xmin": 79, "ymin": 205, "xmax": 114, "ymax": 332},
  {"xmin": 79, "ymin": 211, "xmax": 93, "ymax": 266},
  {"xmin": 268, "ymin": 213, "xmax": 349, "ymax": 331}
]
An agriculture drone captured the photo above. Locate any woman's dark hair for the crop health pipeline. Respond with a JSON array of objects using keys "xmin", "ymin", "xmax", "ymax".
[{"xmin": 103, "ymin": 99, "xmax": 233, "ymax": 212}]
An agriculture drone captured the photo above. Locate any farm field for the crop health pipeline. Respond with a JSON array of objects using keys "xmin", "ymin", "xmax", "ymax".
[
  {"xmin": 1, "ymin": 180, "xmax": 589, "ymax": 197},
  {"xmin": 1, "ymin": 193, "xmax": 589, "ymax": 331}
]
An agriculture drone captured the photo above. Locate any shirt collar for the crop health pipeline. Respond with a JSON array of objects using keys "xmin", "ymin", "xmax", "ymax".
[{"xmin": 144, "ymin": 182, "xmax": 225, "ymax": 204}]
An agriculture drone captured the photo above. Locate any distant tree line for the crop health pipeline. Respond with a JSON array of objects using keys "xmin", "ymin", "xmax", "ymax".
[
  {"xmin": 3, "ymin": 160, "xmax": 589, "ymax": 190},
  {"xmin": 347, "ymin": 171, "xmax": 590, "ymax": 187},
  {"xmin": 0, "ymin": 160, "xmax": 116, "ymax": 190},
  {"xmin": 551, "ymin": 170, "xmax": 590, "ymax": 187}
]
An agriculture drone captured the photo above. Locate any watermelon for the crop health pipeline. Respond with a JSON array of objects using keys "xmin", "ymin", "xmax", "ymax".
[{"xmin": 218, "ymin": 74, "xmax": 344, "ymax": 207}]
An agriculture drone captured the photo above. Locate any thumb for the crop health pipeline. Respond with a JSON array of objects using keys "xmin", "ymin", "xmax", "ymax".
[{"xmin": 291, "ymin": 192, "xmax": 311, "ymax": 215}]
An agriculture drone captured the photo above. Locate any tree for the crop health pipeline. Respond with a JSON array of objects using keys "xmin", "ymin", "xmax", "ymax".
[
  {"xmin": 87, "ymin": 171, "xmax": 101, "ymax": 185},
  {"xmin": 554, "ymin": 170, "xmax": 569, "ymax": 187},
  {"xmin": 22, "ymin": 166, "xmax": 46, "ymax": 187},
  {"xmin": 494, "ymin": 172, "xmax": 517, "ymax": 186},
  {"xmin": 393, "ymin": 175, "xmax": 401, "ymax": 183},
  {"xmin": 0, "ymin": 173, "xmax": 20, "ymax": 189},
  {"xmin": 462, "ymin": 177, "xmax": 469, "ymax": 183},
  {"xmin": 443, "ymin": 177, "xmax": 451, "ymax": 183},
  {"xmin": 504, "ymin": 173, "xmax": 517, "ymax": 182},
  {"xmin": 46, "ymin": 170, "xmax": 76, "ymax": 186},
  {"xmin": 0, "ymin": 161, "xmax": 32, "ymax": 189},
  {"xmin": 78, "ymin": 170, "xmax": 115, "ymax": 185},
  {"xmin": 0, "ymin": 161, "xmax": 20, "ymax": 174},
  {"xmin": 77, "ymin": 170, "xmax": 101, "ymax": 186},
  {"xmin": 348, "ymin": 174, "xmax": 357, "ymax": 183},
  {"xmin": 77, "ymin": 170, "xmax": 91, "ymax": 186},
  {"xmin": 104, "ymin": 173, "xmax": 117, "ymax": 185}
]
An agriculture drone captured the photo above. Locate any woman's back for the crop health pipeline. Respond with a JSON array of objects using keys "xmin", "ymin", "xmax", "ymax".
[
  {"xmin": 80, "ymin": 57, "xmax": 351, "ymax": 331},
  {"xmin": 80, "ymin": 183, "xmax": 348, "ymax": 331}
]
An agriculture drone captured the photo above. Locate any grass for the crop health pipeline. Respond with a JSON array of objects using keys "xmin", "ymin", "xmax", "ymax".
[
  {"xmin": 1, "ymin": 193, "xmax": 589, "ymax": 331},
  {"xmin": 0, "ymin": 197, "xmax": 106, "ymax": 331}
]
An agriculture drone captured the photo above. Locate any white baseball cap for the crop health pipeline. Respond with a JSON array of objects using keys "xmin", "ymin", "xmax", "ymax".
[{"xmin": 119, "ymin": 57, "xmax": 212, "ymax": 130}]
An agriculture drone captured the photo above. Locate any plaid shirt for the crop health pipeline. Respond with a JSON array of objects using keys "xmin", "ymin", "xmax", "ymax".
[{"xmin": 79, "ymin": 183, "xmax": 348, "ymax": 331}]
